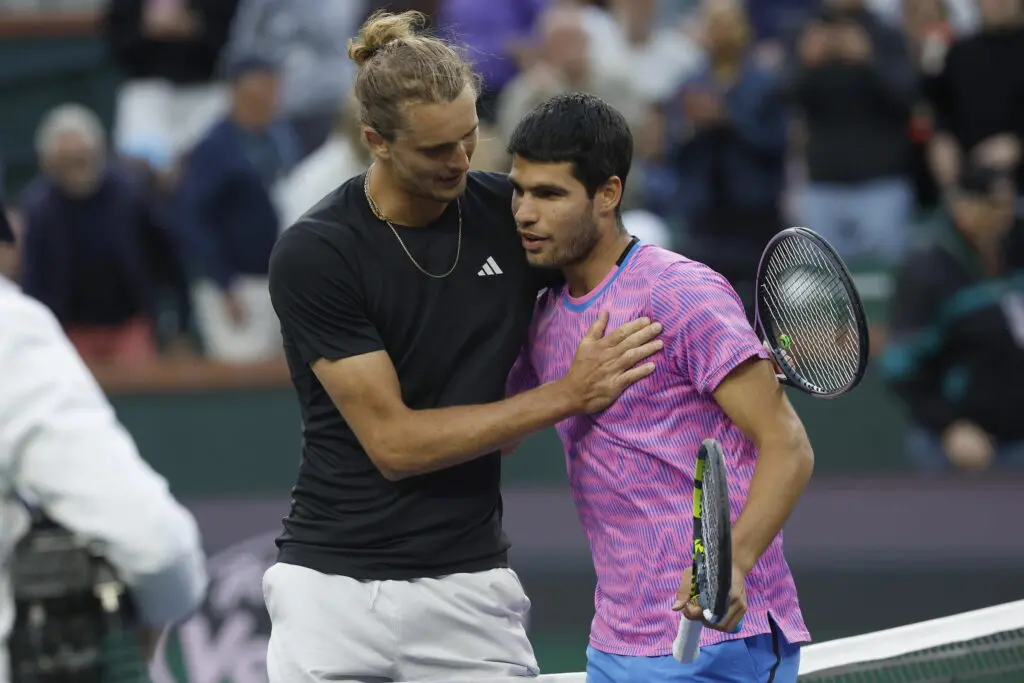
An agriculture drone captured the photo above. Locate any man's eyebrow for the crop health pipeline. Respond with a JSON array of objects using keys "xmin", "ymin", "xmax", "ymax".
[
  {"xmin": 528, "ymin": 183, "xmax": 569, "ymax": 194},
  {"xmin": 419, "ymin": 125, "xmax": 479, "ymax": 150}
]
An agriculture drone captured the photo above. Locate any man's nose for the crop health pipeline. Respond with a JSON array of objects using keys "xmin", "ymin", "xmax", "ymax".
[
  {"xmin": 451, "ymin": 143, "xmax": 471, "ymax": 172},
  {"xmin": 513, "ymin": 198, "xmax": 537, "ymax": 226}
]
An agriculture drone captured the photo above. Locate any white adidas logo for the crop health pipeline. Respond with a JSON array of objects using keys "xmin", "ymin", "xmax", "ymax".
[{"xmin": 477, "ymin": 256, "xmax": 503, "ymax": 277}]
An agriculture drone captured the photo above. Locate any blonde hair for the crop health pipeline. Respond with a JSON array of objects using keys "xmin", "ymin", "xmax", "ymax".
[{"xmin": 347, "ymin": 10, "xmax": 479, "ymax": 141}]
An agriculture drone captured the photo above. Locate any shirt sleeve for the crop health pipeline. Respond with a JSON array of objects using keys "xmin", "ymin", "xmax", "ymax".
[
  {"xmin": 268, "ymin": 223, "xmax": 385, "ymax": 365},
  {"xmin": 506, "ymin": 340, "xmax": 541, "ymax": 397},
  {"xmin": 650, "ymin": 261, "xmax": 770, "ymax": 393},
  {"xmin": 0, "ymin": 287, "xmax": 207, "ymax": 628}
]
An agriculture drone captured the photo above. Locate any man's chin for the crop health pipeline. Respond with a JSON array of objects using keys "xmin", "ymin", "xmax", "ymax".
[
  {"xmin": 432, "ymin": 178, "xmax": 467, "ymax": 202},
  {"xmin": 525, "ymin": 251, "xmax": 555, "ymax": 268}
]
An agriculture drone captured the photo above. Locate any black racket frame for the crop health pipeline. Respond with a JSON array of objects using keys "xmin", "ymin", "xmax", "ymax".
[
  {"xmin": 693, "ymin": 439, "xmax": 732, "ymax": 622},
  {"xmin": 753, "ymin": 226, "xmax": 870, "ymax": 399}
]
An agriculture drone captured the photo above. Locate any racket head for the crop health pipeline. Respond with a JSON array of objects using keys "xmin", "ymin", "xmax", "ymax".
[
  {"xmin": 691, "ymin": 439, "xmax": 732, "ymax": 623},
  {"xmin": 754, "ymin": 227, "xmax": 870, "ymax": 398}
]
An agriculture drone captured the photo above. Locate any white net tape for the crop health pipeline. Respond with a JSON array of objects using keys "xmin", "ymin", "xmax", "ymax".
[{"xmin": 800, "ymin": 598, "xmax": 1024, "ymax": 675}]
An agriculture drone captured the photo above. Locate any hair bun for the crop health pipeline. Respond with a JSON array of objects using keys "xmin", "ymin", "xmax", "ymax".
[{"xmin": 347, "ymin": 10, "xmax": 424, "ymax": 67}]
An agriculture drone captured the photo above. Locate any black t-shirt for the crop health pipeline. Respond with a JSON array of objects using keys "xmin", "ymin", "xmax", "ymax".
[
  {"xmin": 267, "ymin": 171, "xmax": 550, "ymax": 580},
  {"xmin": 930, "ymin": 28, "xmax": 1024, "ymax": 187}
]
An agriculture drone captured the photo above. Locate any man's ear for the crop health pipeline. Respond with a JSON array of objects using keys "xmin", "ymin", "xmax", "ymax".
[
  {"xmin": 364, "ymin": 127, "xmax": 390, "ymax": 160},
  {"xmin": 596, "ymin": 176, "xmax": 623, "ymax": 216}
]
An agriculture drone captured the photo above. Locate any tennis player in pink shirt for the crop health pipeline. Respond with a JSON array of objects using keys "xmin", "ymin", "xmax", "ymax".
[{"xmin": 505, "ymin": 93, "xmax": 815, "ymax": 682}]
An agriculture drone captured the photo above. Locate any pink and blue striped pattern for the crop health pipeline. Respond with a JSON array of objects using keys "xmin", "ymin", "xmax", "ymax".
[{"xmin": 507, "ymin": 244, "xmax": 810, "ymax": 657}]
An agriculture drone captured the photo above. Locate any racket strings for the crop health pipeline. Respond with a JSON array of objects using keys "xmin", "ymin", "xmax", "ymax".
[
  {"xmin": 699, "ymin": 463, "xmax": 723, "ymax": 619},
  {"xmin": 760, "ymin": 237, "xmax": 861, "ymax": 393},
  {"xmin": 761, "ymin": 270, "xmax": 856, "ymax": 391}
]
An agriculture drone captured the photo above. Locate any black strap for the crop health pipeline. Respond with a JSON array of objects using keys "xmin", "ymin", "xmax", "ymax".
[
  {"xmin": 765, "ymin": 615, "xmax": 783, "ymax": 683},
  {"xmin": 616, "ymin": 236, "xmax": 640, "ymax": 266}
]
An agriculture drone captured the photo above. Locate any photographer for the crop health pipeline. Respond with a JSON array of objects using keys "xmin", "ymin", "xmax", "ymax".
[
  {"xmin": 0, "ymin": 205, "xmax": 208, "ymax": 677},
  {"xmin": 784, "ymin": 0, "xmax": 917, "ymax": 266}
]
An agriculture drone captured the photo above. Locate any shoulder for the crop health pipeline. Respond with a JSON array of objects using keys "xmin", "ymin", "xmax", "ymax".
[
  {"xmin": 19, "ymin": 176, "xmax": 54, "ymax": 216},
  {"xmin": 191, "ymin": 120, "xmax": 237, "ymax": 158},
  {"xmin": 870, "ymin": 17, "xmax": 904, "ymax": 43},
  {"xmin": 633, "ymin": 245, "xmax": 723, "ymax": 290},
  {"xmin": 465, "ymin": 171, "xmax": 513, "ymax": 202},
  {"xmin": 464, "ymin": 171, "xmax": 519, "ymax": 243},
  {"xmin": 897, "ymin": 239, "xmax": 959, "ymax": 290},
  {"xmin": 105, "ymin": 165, "xmax": 150, "ymax": 202},
  {"xmin": 272, "ymin": 216, "xmax": 354, "ymax": 275},
  {"xmin": 278, "ymin": 173, "xmax": 366, "ymax": 250},
  {"xmin": 270, "ymin": 178, "xmax": 368, "ymax": 289},
  {"xmin": 642, "ymin": 247, "xmax": 741, "ymax": 310},
  {"xmin": 944, "ymin": 33, "xmax": 982, "ymax": 65},
  {"xmin": 744, "ymin": 55, "xmax": 782, "ymax": 87}
]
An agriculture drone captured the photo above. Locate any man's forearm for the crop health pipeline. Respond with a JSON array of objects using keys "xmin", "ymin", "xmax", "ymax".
[
  {"xmin": 929, "ymin": 133, "xmax": 961, "ymax": 191},
  {"xmin": 380, "ymin": 381, "xmax": 577, "ymax": 479},
  {"xmin": 732, "ymin": 434, "xmax": 814, "ymax": 574}
]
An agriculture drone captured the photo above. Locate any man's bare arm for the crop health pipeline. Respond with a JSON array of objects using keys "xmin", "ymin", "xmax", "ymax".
[
  {"xmin": 928, "ymin": 132, "xmax": 961, "ymax": 192},
  {"xmin": 314, "ymin": 313, "xmax": 662, "ymax": 480},
  {"xmin": 713, "ymin": 358, "xmax": 814, "ymax": 575}
]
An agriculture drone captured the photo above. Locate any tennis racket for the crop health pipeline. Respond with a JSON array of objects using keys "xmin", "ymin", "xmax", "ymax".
[
  {"xmin": 672, "ymin": 439, "xmax": 733, "ymax": 664},
  {"xmin": 753, "ymin": 227, "xmax": 870, "ymax": 398}
]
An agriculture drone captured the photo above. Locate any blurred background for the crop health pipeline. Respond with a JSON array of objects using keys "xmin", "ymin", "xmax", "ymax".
[{"xmin": 0, "ymin": 0, "xmax": 1021, "ymax": 680}]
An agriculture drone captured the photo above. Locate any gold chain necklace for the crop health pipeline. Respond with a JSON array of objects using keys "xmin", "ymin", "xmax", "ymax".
[{"xmin": 363, "ymin": 166, "xmax": 462, "ymax": 279}]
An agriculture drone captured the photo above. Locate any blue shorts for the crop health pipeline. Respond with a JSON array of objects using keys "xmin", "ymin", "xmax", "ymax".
[{"xmin": 586, "ymin": 623, "xmax": 800, "ymax": 683}]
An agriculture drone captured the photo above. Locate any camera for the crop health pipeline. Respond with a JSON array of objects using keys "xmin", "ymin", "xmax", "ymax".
[{"xmin": 8, "ymin": 514, "xmax": 145, "ymax": 683}]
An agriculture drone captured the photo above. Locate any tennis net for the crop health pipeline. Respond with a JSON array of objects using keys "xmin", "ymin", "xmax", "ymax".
[{"xmin": 452, "ymin": 599, "xmax": 1024, "ymax": 683}]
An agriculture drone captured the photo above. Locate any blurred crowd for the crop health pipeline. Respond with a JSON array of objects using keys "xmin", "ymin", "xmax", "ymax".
[{"xmin": 0, "ymin": 0, "xmax": 1021, "ymax": 473}]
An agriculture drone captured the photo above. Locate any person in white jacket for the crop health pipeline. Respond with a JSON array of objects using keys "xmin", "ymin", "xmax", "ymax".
[{"xmin": 0, "ymin": 207, "xmax": 208, "ymax": 679}]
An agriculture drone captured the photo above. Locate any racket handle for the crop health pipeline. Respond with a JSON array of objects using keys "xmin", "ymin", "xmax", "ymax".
[{"xmin": 673, "ymin": 617, "xmax": 703, "ymax": 663}]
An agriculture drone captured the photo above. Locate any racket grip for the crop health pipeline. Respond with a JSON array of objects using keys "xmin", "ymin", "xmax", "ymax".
[
  {"xmin": 673, "ymin": 617, "xmax": 703, "ymax": 663},
  {"xmin": 730, "ymin": 617, "xmax": 745, "ymax": 634}
]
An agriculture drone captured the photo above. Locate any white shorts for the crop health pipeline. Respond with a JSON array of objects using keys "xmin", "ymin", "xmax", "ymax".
[{"xmin": 263, "ymin": 562, "xmax": 538, "ymax": 683}]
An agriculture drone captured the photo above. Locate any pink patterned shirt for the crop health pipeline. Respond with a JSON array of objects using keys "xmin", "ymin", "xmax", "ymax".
[{"xmin": 507, "ymin": 243, "xmax": 810, "ymax": 656}]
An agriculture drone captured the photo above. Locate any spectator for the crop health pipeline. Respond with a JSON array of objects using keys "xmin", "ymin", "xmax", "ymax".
[
  {"xmin": 785, "ymin": 0, "xmax": 917, "ymax": 266},
  {"xmin": 747, "ymin": 0, "xmax": 818, "ymax": 43},
  {"xmin": 19, "ymin": 104, "xmax": 170, "ymax": 366},
  {"xmin": 224, "ymin": 0, "xmax": 367, "ymax": 157},
  {"xmin": 928, "ymin": 0, "xmax": 1024, "ymax": 198},
  {"xmin": 903, "ymin": 0, "xmax": 957, "ymax": 216},
  {"xmin": 274, "ymin": 97, "xmax": 372, "ymax": 229},
  {"xmin": 604, "ymin": 0, "xmax": 703, "ymax": 106},
  {"xmin": 104, "ymin": 0, "xmax": 240, "ymax": 170},
  {"xmin": 171, "ymin": 57, "xmax": 296, "ymax": 364},
  {"xmin": 497, "ymin": 4, "xmax": 644, "ymax": 148},
  {"xmin": 434, "ymin": 0, "xmax": 548, "ymax": 170},
  {"xmin": 362, "ymin": 0, "xmax": 439, "ymax": 23},
  {"xmin": 882, "ymin": 164, "xmax": 1024, "ymax": 472},
  {"xmin": 435, "ymin": 0, "xmax": 547, "ymax": 123},
  {"xmin": 660, "ymin": 0, "xmax": 788, "ymax": 316}
]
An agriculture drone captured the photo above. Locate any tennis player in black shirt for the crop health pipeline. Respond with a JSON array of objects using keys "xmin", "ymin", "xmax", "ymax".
[{"xmin": 262, "ymin": 10, "xmax": 664, "ymax": 683}]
